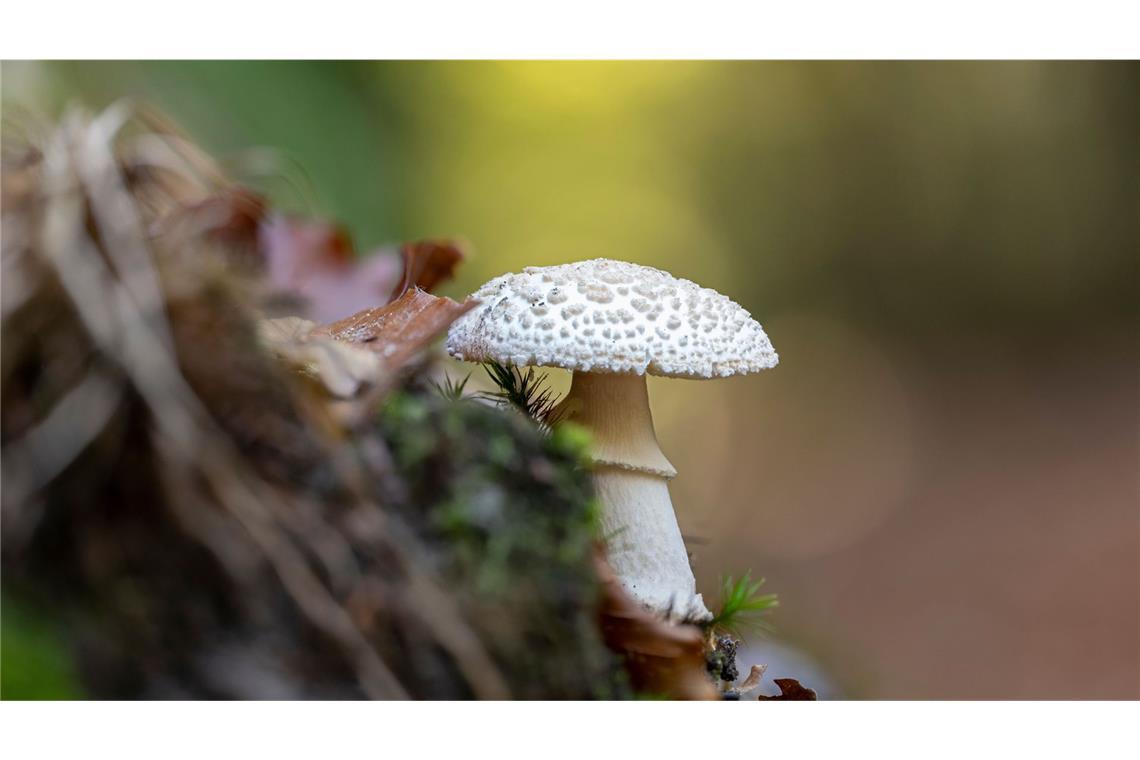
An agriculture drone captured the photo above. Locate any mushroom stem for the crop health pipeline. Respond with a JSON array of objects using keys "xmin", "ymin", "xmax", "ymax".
[{"xmin": 555, "ymin": 371, "xmax": 711, "ymax": 620}]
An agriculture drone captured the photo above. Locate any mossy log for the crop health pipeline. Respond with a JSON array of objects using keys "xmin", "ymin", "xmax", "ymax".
[{"xmin": 0, "ymin": 107, "xmax": 628, "ymax": 699}]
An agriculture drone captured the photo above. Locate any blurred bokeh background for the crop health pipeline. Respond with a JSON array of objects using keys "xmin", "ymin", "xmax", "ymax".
[{"xmin": 3, "ymin": 61, "xmax": 1137, "ymax": 698}]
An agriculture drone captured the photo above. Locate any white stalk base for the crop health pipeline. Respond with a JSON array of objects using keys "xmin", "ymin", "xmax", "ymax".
[{"xmin": 593, "ymin": 466, "xmax": 711, "ymax": 621}]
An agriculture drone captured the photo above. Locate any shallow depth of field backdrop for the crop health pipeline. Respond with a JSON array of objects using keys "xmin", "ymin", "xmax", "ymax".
[{"xmin": 4, "ymin": 61, "xmax": 1138, "ymax": 698}]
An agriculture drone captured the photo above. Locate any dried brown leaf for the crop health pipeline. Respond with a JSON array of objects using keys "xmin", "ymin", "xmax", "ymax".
[
  {"xmin": 757, "ymin": 677, "xmax": 818, "ymax": 700},
  {"xmin": 390, "ymin": 239, "xmax": 466, "ymax": 301},
  {"xmin": 595, "ymin": 549, "xmax": 717, "ymax": 700},
  {"xmin": 155, "ymin": 180, "xmax": 463, "ymax": 325},
  {"xmin": 258, "ymin": 214, "xmax": 402, "ymax": 324},
  {"xmin": 258, "ymin": 316, "xmax": 383, "ymax": 399},
  {"xmin": 166, "ymin": 187, "xmax": 265, "ymax": 252},
  {"xmin": 314, "ymin": 288, "xmax": 476, "ymax": 371}
]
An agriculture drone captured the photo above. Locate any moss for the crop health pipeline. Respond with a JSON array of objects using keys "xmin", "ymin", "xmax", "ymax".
[
  {"xmin": 549, "ymin": 420, "xmax": 594, "ymax": 464},
  {"xmin": 705, "ymin": 634, "xmax": 739, "ymax": 685},
  {"xmin": 376, "ymin": 384, "xmax": 627, "ymax": 698},
  {"xmin": 1, "ymin": 595, "xmax": 83, "ymax": 700}
]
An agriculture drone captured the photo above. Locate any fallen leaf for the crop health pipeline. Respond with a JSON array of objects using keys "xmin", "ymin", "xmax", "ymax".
[
  {"xmin": 258, "ymin": 214, "xmax": 402, "ymax": 324},
  {"xmin": 390, "ymin": 240, "xmax": 466, "ymax": 301},
  {"xmin": 190, "ymin": 187, "xmax": 266, "ymax": 251},
  {"xmin": 258, "ymin": 316, "xmax": 383, "ymax": 399},
  {"xmin": 161, "ymin": 184, "xmax": 463, "ymax": 325},
  {"xmin": 594, "ymin": 549, "xmax": 717, "ymax": 700},
  {"xmin": 314, "ymin": 289, "xmax": 476, "ymax": 371},
  {"xmin": 148, "ymin": 186, "xmax": 266, "ymax": 257},
  {"xmin": 757, "ymin": 677, "xmax": 818, "ymax": 701}
]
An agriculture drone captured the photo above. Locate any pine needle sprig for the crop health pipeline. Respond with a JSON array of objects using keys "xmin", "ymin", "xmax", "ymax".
[
  {"xmin": 707, "ymin": 572, "xmax": 779, "ymax": 639},
  {"xmin": 480, "ymin": 361, "xmax": 564, "ymax": 429},
  {"xmin": 431, "ymin": 372, "xmax": 471, "ymax": 401}
]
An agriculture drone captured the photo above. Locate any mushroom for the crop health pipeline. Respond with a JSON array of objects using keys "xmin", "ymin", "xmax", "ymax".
[{"xmin": 447, "ymin": 259, "xmax": 777, "ymax": 620}]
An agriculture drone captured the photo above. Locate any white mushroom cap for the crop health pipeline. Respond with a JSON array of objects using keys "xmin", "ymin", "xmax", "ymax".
[{"xmin": 447, "ymin": 258, "xmax": 778, "ymax": 378}]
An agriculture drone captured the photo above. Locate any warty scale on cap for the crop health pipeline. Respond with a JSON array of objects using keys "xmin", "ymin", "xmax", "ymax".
[{"xmin": 446, "ymin": 258, "xmax": 778, "ymax": 378}]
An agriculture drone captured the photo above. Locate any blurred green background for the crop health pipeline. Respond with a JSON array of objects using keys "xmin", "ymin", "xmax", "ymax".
[{"xmin": 3, "ymin": 61, "xmax": 1137, "ymax": 698}]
